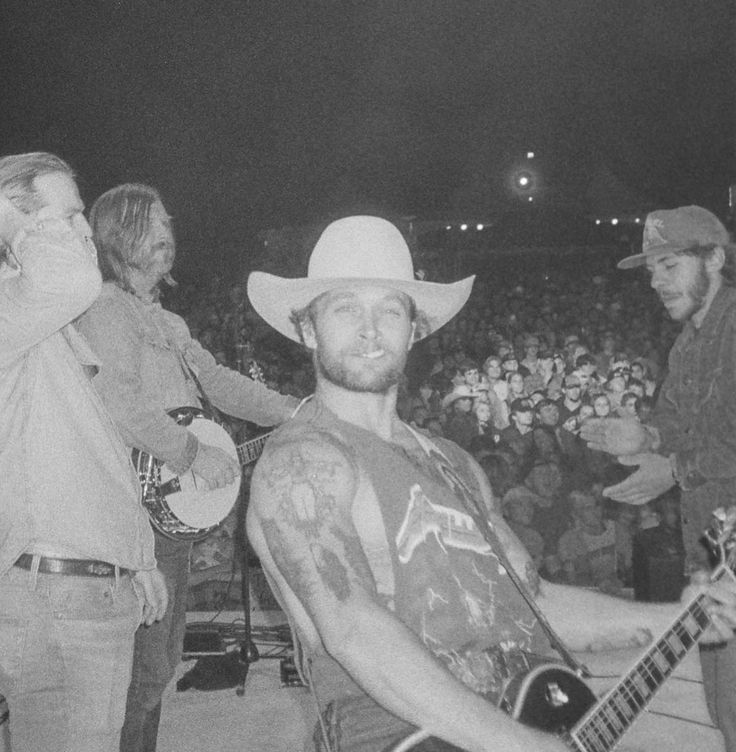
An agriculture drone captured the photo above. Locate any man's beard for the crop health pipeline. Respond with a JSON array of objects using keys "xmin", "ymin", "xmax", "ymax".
[
  {"xmin": 664, "ymin": 261, "xmax": 710, "ymax": 321},
  {"xmin": 315, "ymin": 347, "xmax": 405, "ymax": 394}
]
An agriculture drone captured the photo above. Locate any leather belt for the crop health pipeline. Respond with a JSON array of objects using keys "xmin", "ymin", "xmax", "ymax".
[{"xmin": 14, "ymin": 553, "xmax": 130, "ymax": 578}]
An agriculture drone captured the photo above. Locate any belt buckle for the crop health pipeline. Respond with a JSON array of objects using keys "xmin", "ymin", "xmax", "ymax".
[{"xmin": 85, "ymin": 561, "xmax": 115, "ymax": 576}]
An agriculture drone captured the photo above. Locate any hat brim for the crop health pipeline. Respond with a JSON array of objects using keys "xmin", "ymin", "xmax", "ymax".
[
  {"xmin": 617, "ymin": 244, "xmax": 689, "ymax": 269},
  {"xmin": 247, "ymin": 272, "xmax": 475, "ymax": 343}
]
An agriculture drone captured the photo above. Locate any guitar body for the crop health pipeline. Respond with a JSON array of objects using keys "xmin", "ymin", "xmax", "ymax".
[
  {"xmin": 134, "ymin": 407, "xmax": 242, "ymax": 542},
  {"xmin": 503, "ymin": 663, "xmax": 596, "ymax": 740}
]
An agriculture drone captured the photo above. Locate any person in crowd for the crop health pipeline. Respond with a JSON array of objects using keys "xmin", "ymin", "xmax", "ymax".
[
  {"xmin": 520, "ymin": 333, "xmax": 541, "ymax": 375},
  {"xmin": 556, "ymin": 373, "xmax": 585, "ymax": 427},
  {"xmin": 482, "ymin": 355, "xmax": 510, "ymax": 425},
  {"xmin": 581, "ymin": 205, "xmax": 736, "ymax": 750},
  {"xmin": 500, "ymin": 351, "xmax": 520, "ymax": 379},
  {"xmin": 246, "ymin": 215, "xmax": 736, "ymax": 752},
  {"xmin": 76, "ymin": 183, "xmax": 300, "ymax": 752},
  {"xmin": 502, "ymin": 486, "xmax": 545, "ymax": 570},
  {"xmin": 0, "ymin": 153, "xmax": 166, "ymax": 752},
  {"xmin": 557, "ymin": 490, "xmax": 623, "ymax": 595},
  {"xmin": 573, "ymin": 352, "xmax": 601, "ymax": 398},
  {"xmin": 617, "ymin": 391, "xmax": 641, "ymax": 420},
  {"xmin": 499, "ymin": 398, "xmax": 536, "ymax": 478},
  {"xmin": 631, "ymin": 360, "xmax": 657, "ymax": 397},
  {"xmin": 592, "ymin": 393, "xmax": 612, "ymax": 418},
  {"xmin": 632, "ymin": 492, "xmax": 686, "ymax": 603},
  {"xmin": 593, "ymin": 331, "xmax": 617, "ymax": 378},
  {"xmin": 505, "ymin": 370, "xmax": 528, "ymax": 406},
  {"xmin": 525, "ymin": 349, "xmax": 563, "ymax": 399},
  {"xmin": 603, "ymin": 366, "xmax": 629, "ymax": 411},
  {"xmin": 441, "ymin": 384, "xmax": 478, "ymax": 450},
  {"xmin": 532, "ymin": 398, "xmax": 565, "ymax": 467}
]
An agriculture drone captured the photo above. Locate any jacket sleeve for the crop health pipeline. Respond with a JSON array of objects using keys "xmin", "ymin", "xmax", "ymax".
[
  {"xmin": 0, "ymin": 219, "xmax": 101, "ymax": 367},
  {"xmin": 180, "ymin": 332, "xmax": 301, "ymax": 426}
]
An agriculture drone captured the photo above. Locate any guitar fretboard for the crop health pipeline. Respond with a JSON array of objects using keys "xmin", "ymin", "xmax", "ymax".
[
  {"xmin": 569, "ymin": 595, "xmax": 712, "ymax": 752},
  {"xmin": 236, "ymin": 432, "xmax": 272, "ymax": 466}
]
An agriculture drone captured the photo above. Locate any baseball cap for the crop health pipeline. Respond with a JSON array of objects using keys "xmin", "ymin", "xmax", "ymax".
[{"xmin": 618, "ymin": 205, "xmax": 731, "ymax": 269}]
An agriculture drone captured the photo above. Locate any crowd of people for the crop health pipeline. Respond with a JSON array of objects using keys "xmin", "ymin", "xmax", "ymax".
[{"xmin": 168, "ymin": 244, "xmax": 685, "ymax": 600}]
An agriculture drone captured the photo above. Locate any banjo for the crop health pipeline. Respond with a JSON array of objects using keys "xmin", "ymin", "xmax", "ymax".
[{"xmin": 133, "ymin": 406, "xmax": 271, "ymax": 542}]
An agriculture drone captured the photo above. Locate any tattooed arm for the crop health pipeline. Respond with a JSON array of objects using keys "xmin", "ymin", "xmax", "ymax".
[{"xmin": 247, "ymin": 431, "xmax": 570, "ymax": 752}]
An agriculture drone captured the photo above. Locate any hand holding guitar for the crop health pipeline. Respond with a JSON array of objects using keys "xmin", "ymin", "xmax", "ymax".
[{"xmin": 190, "ymin": 442, "xmax": 241, "ymax": 490}]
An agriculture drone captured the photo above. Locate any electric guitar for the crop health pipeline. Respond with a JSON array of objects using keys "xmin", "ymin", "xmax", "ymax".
[
  {"xmin": 391, "ymin": 507, "xmax": 736, "ymax": 752},
  {"xmin": 133, "ymin": 406, "xmax": 272, "ymax": 542}
]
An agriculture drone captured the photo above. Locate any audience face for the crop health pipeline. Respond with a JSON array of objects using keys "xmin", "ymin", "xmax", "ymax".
[
  {"xmin": 537, "ymin": 402, "xmax": 560, "ymax": 427},
  {"xmin": 507, "ymin": 371, "xmax": 525, "ymax": 395},
  {"xmin": 620, "ymin": 394, "xmax": 639, "ymax": 418},
  {"xmin": 473, "ymin": 401, "xmax": 492, "ymax": 424},
  {"xmin": 512, "ymin": 405, "xmax": 534, "ymax": 429},
  {"xmin": 484, "ymin": 357, "xmax": 503, "ymax": 382},
  {"xmin": 593, "ymin": 395, "xmax": 611, "ymax": 417}
]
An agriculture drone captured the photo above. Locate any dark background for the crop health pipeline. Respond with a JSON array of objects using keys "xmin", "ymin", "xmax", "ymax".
[{"xmin": 1, "ymin": 0, "xmax": 734, "ymax": 280}]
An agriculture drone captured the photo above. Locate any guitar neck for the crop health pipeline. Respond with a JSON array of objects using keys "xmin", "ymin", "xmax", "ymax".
[
  {"xmin": 236, "ymin": 431, "xmax": 272, "ymax": 466},
  {"xmin": 568, "ymin": 587, "xmax": 715, "ymax": 752}
]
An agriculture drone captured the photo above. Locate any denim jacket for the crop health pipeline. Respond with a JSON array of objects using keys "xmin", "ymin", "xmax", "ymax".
[
  {"xmin": 76, "ymin": 283, "xmax": 299, "ymax": 474},
  {"xmin": 0, "ymin": 221, "xmax": 155, "ymax": 575}
]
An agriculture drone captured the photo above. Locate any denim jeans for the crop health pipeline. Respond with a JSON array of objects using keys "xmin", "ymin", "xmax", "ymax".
[
  {"xmin": 701, "ymin": 641, "xmax": 736, "ymax": 752},
  {"xmin": 120, "ymin": 533, "xmax": 191, "ymax": 752},
  {"xmin": 314, "ymin": 695, "xmax": 466, "ymax": 752},
  {"xmin": 0, "ymin": 564, "xmax": 142, "ymax": 752}
]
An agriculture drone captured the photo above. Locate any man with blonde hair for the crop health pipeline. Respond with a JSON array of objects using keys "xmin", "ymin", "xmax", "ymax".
[{"xmin": 247, "ymin": 215, "xmax": 736, "ymax": 752}]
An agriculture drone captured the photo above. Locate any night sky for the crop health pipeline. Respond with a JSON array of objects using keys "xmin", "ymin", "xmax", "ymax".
[{"xmin": 2, "ymin": 1, "xmax": 734, "ymax": 277}]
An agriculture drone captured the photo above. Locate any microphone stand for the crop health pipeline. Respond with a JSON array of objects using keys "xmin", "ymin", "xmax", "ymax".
[{"xmin": 235, "ymin": 467, "xmax": 259, "ymax": 696}]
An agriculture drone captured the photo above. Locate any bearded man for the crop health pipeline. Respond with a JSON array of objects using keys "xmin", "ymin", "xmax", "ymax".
[{"xmin": 581, "ymin": 205, "xmax": 736, "ymax": 751}]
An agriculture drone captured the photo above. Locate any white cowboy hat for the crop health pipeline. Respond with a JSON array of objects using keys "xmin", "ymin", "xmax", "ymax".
[
  {"xmin": 247, "ymin": 216, "xmax": 474, "ymax": 343},
  {"xmin": 441, "ymin": 384, "xmax": 476, "ymax": 410}
]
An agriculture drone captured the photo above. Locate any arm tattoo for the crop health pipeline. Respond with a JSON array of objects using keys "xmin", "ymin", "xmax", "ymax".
[{"xmin": 257, "ymin": 442, "xmax": 375, "ymax": 606}]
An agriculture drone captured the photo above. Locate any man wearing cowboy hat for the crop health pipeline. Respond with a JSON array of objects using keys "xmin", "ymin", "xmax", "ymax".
[
  {"xmin": 581, "ymin": 205, "xmax": 736, "ymax": 750},
  {"xmin": 246, "ymin": 215, "xmax": 736, "ymax": 752}
]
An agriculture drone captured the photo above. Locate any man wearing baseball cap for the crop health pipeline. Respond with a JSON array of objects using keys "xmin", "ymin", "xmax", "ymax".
[
  {"xmin": 581, "ymin": 205, "xmax": 736, "ymax": 749},
  {"xmin": 247, "ymin": 215, "xmax": 736, "ymax": 752}
]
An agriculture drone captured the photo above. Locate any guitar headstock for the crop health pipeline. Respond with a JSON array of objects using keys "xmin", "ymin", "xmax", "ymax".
[{"xmin": 704, "ymin": 507, "xmax": 736, "ymax": 568}]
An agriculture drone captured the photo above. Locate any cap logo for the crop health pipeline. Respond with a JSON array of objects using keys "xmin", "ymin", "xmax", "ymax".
[{"xmin": 643, "ymin": 217, "xmax": 668, "ymax": 248}]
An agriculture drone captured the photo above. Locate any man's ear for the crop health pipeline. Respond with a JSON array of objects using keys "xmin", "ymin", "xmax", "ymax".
[
  {"xmin": 408, "ymin": 322, "xmax": 417, "ymax": 351},
  {"xmin": 707, "ymin": 245, "xmax": 726, "ymax": 274},
  {"xmin": 302, "ymin": 318, "xmax": 318, "ymax": 350}
]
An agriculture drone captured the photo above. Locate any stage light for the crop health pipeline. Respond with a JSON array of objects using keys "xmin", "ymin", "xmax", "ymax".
[
  {"xmin": 517, "ymin": 173, "xmax": 531, "ymax": 188},
  {"xmin": 527, "ymin": 196, "xmax": 533, "ymax": 202},
  {"xmin": 460, "ymin": 224, "xmax": 468, "ymax": 231},
  {"xmin": 634, "ymin": 218, "xmax": 641, "ymax": 224},
  {"xmin": 526, "ymin": 151, "xmax": 535, "ymax": 159},
  {"xmin": 611, "ymin": 218, "xmax": 619, "ymax": 225},
  {"xmin": 476, "ymin": 224, "xmax": 484, "ymax": 231},
  {"xmin": 445, "ymin": 225, "xmax": 451, "ymax": 230},
  {"xmin": 595, "ymin": 219, "xmax": 601, "ymax": 225}
]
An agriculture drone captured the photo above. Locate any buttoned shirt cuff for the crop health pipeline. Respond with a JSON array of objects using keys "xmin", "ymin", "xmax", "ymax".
[{"xmin": 670, "ymin": 452, "xmax": 707, "ymax": 491}]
